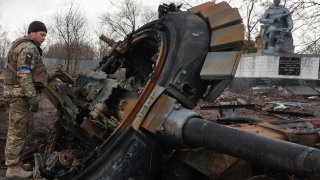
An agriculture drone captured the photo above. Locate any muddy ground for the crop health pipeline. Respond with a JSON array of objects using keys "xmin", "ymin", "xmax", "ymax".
[
  {"xmin": 1, "ymin": 76, "xmax": 320, "ymax": 177},
  {"xmin": 195, "ymin": 87, "xmax": 320, "ymax": 122}
]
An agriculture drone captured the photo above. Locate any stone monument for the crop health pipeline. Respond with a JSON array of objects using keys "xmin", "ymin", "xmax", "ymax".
[
  {"xmin": 231, "ymin": 0, "xmax": 320, "ymax": 93},
  {"xmin": 259, "ymin": 0, "xmax": 294, "ymax": 53}
]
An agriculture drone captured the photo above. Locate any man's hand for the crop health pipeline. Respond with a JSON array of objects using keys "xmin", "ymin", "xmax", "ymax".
[
  {"xmin": 29, "ymin": 97, "xmax": 39, "ymax": 112},
  {"xmin": 4, "ymin": 98, "xmax": 10, "ymax": 108}
]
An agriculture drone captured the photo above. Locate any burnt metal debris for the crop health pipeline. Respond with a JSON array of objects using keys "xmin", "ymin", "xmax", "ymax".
[
  {"xmin": 23, "ymin": 1, "xmax": 320, "ymax": 180},
  {"xmin": 200, "ymin": 104, "xmax": 258, "ymax": 110},
  {"xmin": 266, "ymin": 109, "xmax": 317, "ymax": 117}
]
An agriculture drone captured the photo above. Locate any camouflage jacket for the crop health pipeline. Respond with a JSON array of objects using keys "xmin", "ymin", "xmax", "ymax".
[{"xmin": 3, "ymin": 37, "xmax": 47, "ymax": 98}]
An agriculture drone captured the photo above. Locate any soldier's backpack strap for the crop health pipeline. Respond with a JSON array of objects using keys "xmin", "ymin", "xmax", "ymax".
[
  {"xmin": 9, "ymin": 38, "xmax": 35, "ymax": 55},
  {"xmin": 3, "ymin": 38, "xmax": 36, "ymax": 85}
]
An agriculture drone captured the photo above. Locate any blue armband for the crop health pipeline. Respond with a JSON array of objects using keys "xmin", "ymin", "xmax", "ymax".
[{"xmin": 18, "ymin": 67, "xmax": 32, "ymax": 73}]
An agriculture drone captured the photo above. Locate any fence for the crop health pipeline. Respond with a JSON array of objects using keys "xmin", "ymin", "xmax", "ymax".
[{"xmin": 43, "ymin": 58, "xmax": 100, "ymax": 74}]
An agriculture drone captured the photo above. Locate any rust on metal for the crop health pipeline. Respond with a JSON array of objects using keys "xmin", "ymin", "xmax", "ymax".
[
  {"xmin": 310, "ymin": 119, "xmax": 320, "ymax": 127},
  {"xmin": 106, "ymin": 30, "xmax": 168, "ymax": 139},
  {"xmin": 189, "ymin": 2, "xmax": 215, "ymax": 14},
  {"xmin": 58, "ymin": 149, "xmax": 75, "ymax": 166},
  {"xmin": 141, "ymin": 94, "xmax": 177, "ymax": 134},
  {"xmin": 132, "ymin": 85, "xmax": 165, "ymax": 130},
  {"xmin": 230, "ymin": 123, "xmax": 287, "ymax": 140},
  {"xmin": 80, "ymin": 118, "xmax": 104, "ymax": 140},
  {"xmin": 200, "ymin": 51, "xmax": 241, "ymax": 80},
  {"xmin": 43, "ymin": 135, "xmax": 57, "ymax": 160},
  {"xmin": 176, "ymin": 149, "xmax": 245, "ymax": 177},
  {"xmin": 294, "ymin": 135, "xmax": 319, "ymax": 147},
  {"xmin": 208, "ymin": 8, "xmax": 242, "ymax": 30},
  {"xmin": 199, "ymin": 2, "xmax": 231, "ymax": 19},
  {"xmin": 117, "ymin": 98, "xmax": 138, "ymax": 120},
  {"xmin": 99, "ymin": 34, "xmax": 125, "ymax": 54},
  {"xmin": 210, "ymin": 23, "xmax": 245, "ymax": 51},
  {"xmin": 258, "ymin": 121, "xmax": 320, "ymax": 147}
]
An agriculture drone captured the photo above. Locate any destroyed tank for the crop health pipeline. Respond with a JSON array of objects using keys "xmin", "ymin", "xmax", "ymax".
[{"xmin": 38, "ymin": 2, "xmax": 320, "ymax": 180}]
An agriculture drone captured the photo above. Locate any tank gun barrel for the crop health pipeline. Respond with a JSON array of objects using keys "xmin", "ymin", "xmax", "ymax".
[
  {"xmin": 181, "ymin": 117, "xmax": 320, "ymax": 178},
  {"xmin": 157, "ymin": 105, "xmax": 320, "ymax": 179}
]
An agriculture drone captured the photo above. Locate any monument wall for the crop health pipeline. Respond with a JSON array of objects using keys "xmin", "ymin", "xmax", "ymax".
[
  {"xmin": 235, "ymin": 54, "xmax": 320, "ymax": 79},
  {"xmin": 231, "ymin": 53, "xmax": 320, "ymax": 91}
]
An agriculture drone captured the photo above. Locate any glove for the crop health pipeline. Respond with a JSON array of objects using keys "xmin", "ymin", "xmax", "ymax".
[
  {"xmin": 29, "ymin": 97, "xmax": 39, "ymax": 112},
  {"xmin": 4, "ymin": 98, "xmax": 10, "ymax": 108},
  {"xmin": 34, "ymin": 82, "xmax": 45, "ymax": 90},
  {"xmin": 36, "ymin": 89, "xmax": 43, "ymax": 94}
]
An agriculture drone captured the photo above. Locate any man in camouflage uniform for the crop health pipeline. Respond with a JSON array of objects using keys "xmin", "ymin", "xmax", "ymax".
[{"xmin": 3, "ymin": 21, "xmax": 48, "ymax": 178}]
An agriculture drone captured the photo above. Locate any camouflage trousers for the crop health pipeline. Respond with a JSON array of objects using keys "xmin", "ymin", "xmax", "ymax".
[{"xmin": 5, "ymin": 97, "xmax": 34, "ymax": 166}]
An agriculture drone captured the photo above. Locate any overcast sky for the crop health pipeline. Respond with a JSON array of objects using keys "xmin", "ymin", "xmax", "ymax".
[{"xmin": 0, "ymin": 0, "xmax": 165, "ymax": 41}]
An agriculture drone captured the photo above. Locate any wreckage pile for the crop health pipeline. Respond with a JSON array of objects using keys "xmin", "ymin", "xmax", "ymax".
[
  {"xmin": 1, "ymin": 77, "xmax": 320, "ymax": 179},
  {"xmin": 200, "ymin": 87, "xmax": 320, "ymax": 118},
  {"xmin": 197, "ymin": 88, "xmax": 320, "ymax": 147},
  {"xmin": 37, "ymin": 27, "xmax": 164, "ymax": 178}
]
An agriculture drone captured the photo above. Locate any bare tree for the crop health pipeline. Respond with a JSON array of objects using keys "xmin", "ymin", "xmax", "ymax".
[
  {"xmin": 301, "ymin": 37, "xmax": 320, "ymax": 54},
  {"xmin": 0, "ymin": 26, "xmax": 6, "ymax": 39},
  {"xmin": 284, "ymin": 0, "xmax": 320, "ymax": 54},
  {"xmin": 100, "ymin": 0, "xmax": 158, "ymax": 40},
  {"xmin": 140, "ymin": 6, "xmax": 158, "ymax": 25},
  {"xmin": 14, "ymin": 23, "xmax": 28, "ymax": 38},
  {"xmin": 238, "ymin": 0, "xmax": 267, "ymax": 41},
  {"xmin": 46, "ymin": 42, "xmax": 95, "ymax": 60},
  {"xmin": 97, "ymin": 0, "xmax": 159, "ymax": 61},
  {"xmin": 0, "ymin": 25, "xmax": 10, "ymax": 58},
  {"xmin": 100, "ymin": 0, "xmax": 140, "ymax": 39},
  {"xmin": 49, "ymin": 0, "xmax": 88, "ymax": 73},
  {"xmin": 0, "ymin": 25, "xmax": 10, "ymax": 72}
]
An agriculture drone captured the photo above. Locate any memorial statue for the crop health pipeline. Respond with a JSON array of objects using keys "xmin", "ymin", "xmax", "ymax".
[{"xmin": 259, "ymin": 0, "xmax": 294, "ymax": 53}]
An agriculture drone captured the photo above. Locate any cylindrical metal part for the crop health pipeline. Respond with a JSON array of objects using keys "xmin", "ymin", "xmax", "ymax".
[
  {"xmin": 99, "ymin": 34, "xmax": 116, "ymax": 46},
  {"xmin": 90, "ymin": 102, "xmax": 107, "ymax": 119},
  {"xmin": 182, "ymin": 117, "xmax": 320, "ymax": 178},
  {"xmin": 160, "ymin": 106, "xmax": 200, "ymax": 147},
  {"xmin": 99, "ymin": 34, "xmax": 125, "ymax": 54}
]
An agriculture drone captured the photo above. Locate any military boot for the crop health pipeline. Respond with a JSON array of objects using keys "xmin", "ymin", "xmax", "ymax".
[
  {"xmin": 22, "ymin": 163, "xmax": 33, "ymax": 171},
  {"xmin": 6, "ymin": 164, "xmax": 33, "ymax": 178}
]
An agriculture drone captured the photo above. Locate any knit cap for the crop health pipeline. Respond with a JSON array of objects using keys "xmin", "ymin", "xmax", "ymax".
[{"xmin": 28, "ymin": 21, "xmax": 47, "ymax": 34}]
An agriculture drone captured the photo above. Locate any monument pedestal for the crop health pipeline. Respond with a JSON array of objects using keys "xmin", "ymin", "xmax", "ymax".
[{"xmin": 231, "ymin": 53, "xmax": 320, "ymax": 93}]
